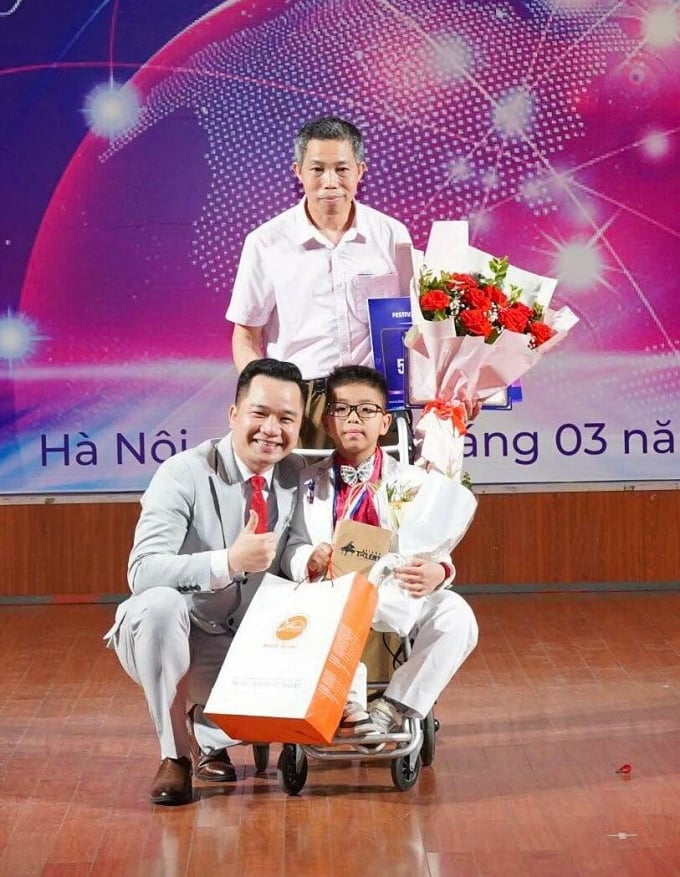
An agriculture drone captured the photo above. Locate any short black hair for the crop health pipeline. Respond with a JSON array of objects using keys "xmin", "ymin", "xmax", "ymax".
[
  {"xmin": 235, "ymin": 358, "xmax": 306, "ymax": 406},
  {"xmin": 325, "ymin": 365, "xmax": 388, "ymax": 408},
  {"xmin": 294, "ymin": 116, "xmax": 365, "ymax": 165}
]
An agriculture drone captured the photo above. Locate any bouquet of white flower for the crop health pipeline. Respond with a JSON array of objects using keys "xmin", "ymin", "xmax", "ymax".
[{"xmin": 370, "ymin": 470, "xmax": 477, "ymax": 636}]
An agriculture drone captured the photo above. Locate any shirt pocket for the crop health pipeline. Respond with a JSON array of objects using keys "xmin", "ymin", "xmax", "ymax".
[{"xmin": 349, "ymin": 273, "xmax": 401, "ymax": 323}]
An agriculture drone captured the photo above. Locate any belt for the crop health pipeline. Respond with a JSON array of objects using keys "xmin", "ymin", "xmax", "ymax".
[{"xmin": 306, "ymin": 378, "xmax": 327, "ymax": 393}]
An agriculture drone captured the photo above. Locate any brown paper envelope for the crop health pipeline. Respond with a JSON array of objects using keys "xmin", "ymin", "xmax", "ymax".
[{"xmin": 330, "ymin": 519, "xmax": 393, "ymax": 577}]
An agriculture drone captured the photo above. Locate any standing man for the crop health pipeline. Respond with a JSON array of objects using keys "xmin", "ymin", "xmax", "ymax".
[
  {"xmin": 105, "ymin": 359, "xmax": 306, "ymax": 805},
  {"xmin": 226, "ymin": 116, "xmax": 413, "ymax": 447}
]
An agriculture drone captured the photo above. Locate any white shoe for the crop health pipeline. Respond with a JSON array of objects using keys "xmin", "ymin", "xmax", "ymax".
[
  {"xmin": 337, "ymin": 702, "xmax": 379, "ymax": 738},
  {"xmin": 369, "ymin": 698, "xmax": 402, "ymax": 735}
]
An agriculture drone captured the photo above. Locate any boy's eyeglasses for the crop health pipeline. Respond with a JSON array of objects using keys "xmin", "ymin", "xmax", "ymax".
[{"xmin": 325, "ymin": 402, "xmax": 385, "ymax": 420}]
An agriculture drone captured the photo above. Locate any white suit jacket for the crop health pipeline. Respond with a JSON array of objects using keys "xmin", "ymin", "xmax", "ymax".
[
  {"xmin": 281, "ymin": 453, "xmax": 454, "ymax": 586},
  {"xmin": 125, "ymin": 434, "xmax": 304, "ymax": 631}
]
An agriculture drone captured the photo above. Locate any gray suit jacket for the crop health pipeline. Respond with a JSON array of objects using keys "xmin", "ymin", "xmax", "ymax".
[{"xmin": 126, "ymin": 434, "xmax": 304, "ymax": 632}]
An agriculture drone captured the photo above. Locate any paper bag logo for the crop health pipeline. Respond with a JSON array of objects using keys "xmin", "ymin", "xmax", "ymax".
[
  {"xmin": 339, "ymin": 540, "xmax": 381, "ymax": 561},
  {"xmin": 275, "ymin": 614, "xmax": 309, "ymax": 641}
]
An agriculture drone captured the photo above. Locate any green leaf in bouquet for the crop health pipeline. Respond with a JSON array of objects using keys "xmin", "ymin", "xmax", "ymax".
[
  {"xmin": 507, "ymin": 282, "xmax": 523, "ymax": 303},
  {"xmin": 486, "ymin": 255, "xmax": 509, "ymax": 287}
]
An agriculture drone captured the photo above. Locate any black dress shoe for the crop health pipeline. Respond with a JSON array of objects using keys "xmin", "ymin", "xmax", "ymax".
[
  {"xmin": 149, "ymin": 756, "xmax": 193, "ymax": 805},
  {"xmin": 195, "ymin": 748, "xmax": 237, "ymax": 782}
]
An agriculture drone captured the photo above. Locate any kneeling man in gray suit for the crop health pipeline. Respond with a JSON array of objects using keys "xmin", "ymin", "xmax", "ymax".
[{"xmin": 105, "ymin": 358, "xmax": 306, "ymax": 805}]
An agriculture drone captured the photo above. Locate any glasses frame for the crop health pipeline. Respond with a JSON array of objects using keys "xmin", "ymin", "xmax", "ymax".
[{"xmin": 325, "ymin": 402, "xmax": 386, "ymax": 420}]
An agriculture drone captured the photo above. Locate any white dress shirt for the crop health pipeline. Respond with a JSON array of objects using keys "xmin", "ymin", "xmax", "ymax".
[{"xmin": 225, "ymin": 199, "xmax": 413, "ymax": 379}]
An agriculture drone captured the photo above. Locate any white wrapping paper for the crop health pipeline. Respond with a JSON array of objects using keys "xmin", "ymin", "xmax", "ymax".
[
  {"xmin": 406, "ymin": 221, "xmax": 579, "ymax": 474},
  {"xmin": 370, "ymin": 471, "xmax": 477, "ymax": 636}
]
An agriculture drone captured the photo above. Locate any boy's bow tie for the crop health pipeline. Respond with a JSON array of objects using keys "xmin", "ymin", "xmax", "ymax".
[{"xmin": 339, "ymin": 458, "xmax": 374, "ymax": 486}]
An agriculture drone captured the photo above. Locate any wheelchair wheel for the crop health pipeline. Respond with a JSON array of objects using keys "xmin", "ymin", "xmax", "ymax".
[
  {"xmin": 420, "ymin": 712, "xmax": 436, "ymax": 766},
  {"xmin": 277, "ymin": 744, "xmax": 308, "ymax": 795},
  {"xmin": 252, "ymin": 743, "xmax": 270, "ymax": 773},
  {"xmin": 391, "ymin": 754, "xmax": 421, "ymax": 791}
]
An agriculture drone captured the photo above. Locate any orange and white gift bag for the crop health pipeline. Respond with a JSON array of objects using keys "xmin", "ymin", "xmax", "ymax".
[{"xmin": 205, "ymin": 572, "xmax": 377, "ymax": 745}]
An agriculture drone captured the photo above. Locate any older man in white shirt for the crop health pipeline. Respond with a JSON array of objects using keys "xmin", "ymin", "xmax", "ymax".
[{"xmin": 226, "ymin": 115, "xmax": 412, "ymax": 447}]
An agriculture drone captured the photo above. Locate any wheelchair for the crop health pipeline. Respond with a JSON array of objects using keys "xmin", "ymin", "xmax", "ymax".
[{"xmin": 249, "ymin": 633, "xmax": 439, "ymax": 794}]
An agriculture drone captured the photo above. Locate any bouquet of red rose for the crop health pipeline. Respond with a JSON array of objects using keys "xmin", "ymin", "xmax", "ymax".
[
  {"xmin": 419, "ymin": 261, "xmax": 556, "ymax": 348},
  {"xmin": 406, "ymin": 221, "xmax": 579, "ymax": 477}
]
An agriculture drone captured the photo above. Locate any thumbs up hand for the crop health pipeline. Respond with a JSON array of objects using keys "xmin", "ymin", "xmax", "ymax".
[
  {"xmin": 244, "ymin": 509, "xmax": 260, "ymax": 533},
  {"xmin": 229, "ymin": 511, "xmax": 278, "ymax": 575}
]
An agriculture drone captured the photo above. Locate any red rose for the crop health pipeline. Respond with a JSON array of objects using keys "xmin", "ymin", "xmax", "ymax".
[
  {"xmin": 462, "ymin": 285, "xmax": 492, "ymax": 310},
  {"xmin": 448, "ymin": 273, "xmax": 478, "ymax": 292},
  {"xmin": 420, "ymin": 289, "xmax": 451, "ymax": 312},
  {"xmin": 510, "ymin": 301, "xmax": 533, "ymax": 319},
  {"xmin": 528, "ymin": 320, "xmax": 555, "ymax": 347},
  {"xmin": 498, "ymin": 304, "xmax": 530, "ymax": 333},
  {"xmin": 486, "ymin": 284, "xmax": 509, "ymax": 307},
  {"xmin": 459, "ymin": 308, "xmax": 493, "ymax": 338}
]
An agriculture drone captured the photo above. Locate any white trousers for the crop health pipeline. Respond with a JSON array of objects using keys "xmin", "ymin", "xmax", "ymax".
[
  {"xmin": 383, "ymin": 589, "xmax": 478, "ymax": 718},
  {"xmin": 347, "ymin": 662, "xmax": 368, "ymax": 709},
  {"xmin": 109, "ymin": 587, "xmax": 234, "ymax": 759}
]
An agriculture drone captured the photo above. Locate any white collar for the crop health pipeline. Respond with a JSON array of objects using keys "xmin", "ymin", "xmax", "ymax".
[
  {"xmin": 233, "ymin": 449, "xmax": 273, "ymax": 489},
  {"xmin": 293, "ymin": 197, "xmax": 365, "ymax": 246}
]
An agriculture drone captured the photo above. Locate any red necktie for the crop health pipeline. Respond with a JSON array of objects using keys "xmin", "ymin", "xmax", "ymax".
[{"xmin": 249, "ymin": 475, "xmax": 267, "ymax": 533}]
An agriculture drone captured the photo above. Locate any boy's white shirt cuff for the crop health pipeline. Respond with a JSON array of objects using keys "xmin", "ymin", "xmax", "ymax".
[{"xmin": 294, "ymin": 546, "xmax": 316, "ymax": 582}]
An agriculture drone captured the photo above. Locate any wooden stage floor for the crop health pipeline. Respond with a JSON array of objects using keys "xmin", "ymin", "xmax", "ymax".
[{"xmin": 1, "ymin": 592, "xmax": 679, "ymax": 876}]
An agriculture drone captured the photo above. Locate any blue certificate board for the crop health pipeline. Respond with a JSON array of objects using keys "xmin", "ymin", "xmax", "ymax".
[
  {"xmin": 481, "ymin": 388, "xmax": 511, "ymax": 410},
  {"xmin": 510, "ymin": 381, "xmax": 523, "ymax": 402},
  {"xmin": 483, "ymin": 381, "xmax": 523, "ymax": 409},
  {"xmin": 367, "ymin": 297, "xmax": 412, "ymax": 410}
]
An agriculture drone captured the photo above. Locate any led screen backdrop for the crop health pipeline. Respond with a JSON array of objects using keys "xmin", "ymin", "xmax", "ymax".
[{"xmin": 1, "ymin": 0, "xmax": 678, "ymax": 493}]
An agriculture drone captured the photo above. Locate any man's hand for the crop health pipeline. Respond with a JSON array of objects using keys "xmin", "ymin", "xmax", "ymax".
[
  {"xmin": 393, "ymin": 558, "xmax": 445, "ymax": 597},
  {"xmin": 463, "ymin": 396, "xmax": 482, "ymax": 422},
  {"xmin": 229, "ymin": 510, "xmax": 278, "ymax": 575},
  {"xmin": 307, "ymin": 542, "xmax": 333, "ymax": 580}
]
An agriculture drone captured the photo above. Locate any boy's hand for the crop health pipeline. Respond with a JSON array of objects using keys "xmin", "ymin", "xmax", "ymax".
[
  {"xmin": 393, "ymin": 558, "xmax": 445, "ymax": 597},
  {"xmin": 229, "ymin": 510, "xmax": 278, "ymax": 574},
  {"xmin": 307, "ymin": 542, "xmax": 333, "ymax": 580}
]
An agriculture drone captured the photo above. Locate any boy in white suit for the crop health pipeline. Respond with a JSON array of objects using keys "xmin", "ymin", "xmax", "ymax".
[{"xmin": 281, "ymin": 365, "xmax": 478, "ymax": 739}]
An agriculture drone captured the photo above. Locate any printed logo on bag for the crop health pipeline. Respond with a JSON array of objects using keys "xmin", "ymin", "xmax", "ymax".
[
  {"xmin": 339, "ymin": 540, "xmax": 382, "ymax": 561},
  {"xmin": 275, "ymin": 614, "xmax": 309, "ymax": 641}
]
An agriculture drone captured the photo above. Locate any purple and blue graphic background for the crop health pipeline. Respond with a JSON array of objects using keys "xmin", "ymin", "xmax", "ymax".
[{"xmin": 1, "ymin": 0, "xmax": 678, "ymax": 493}]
